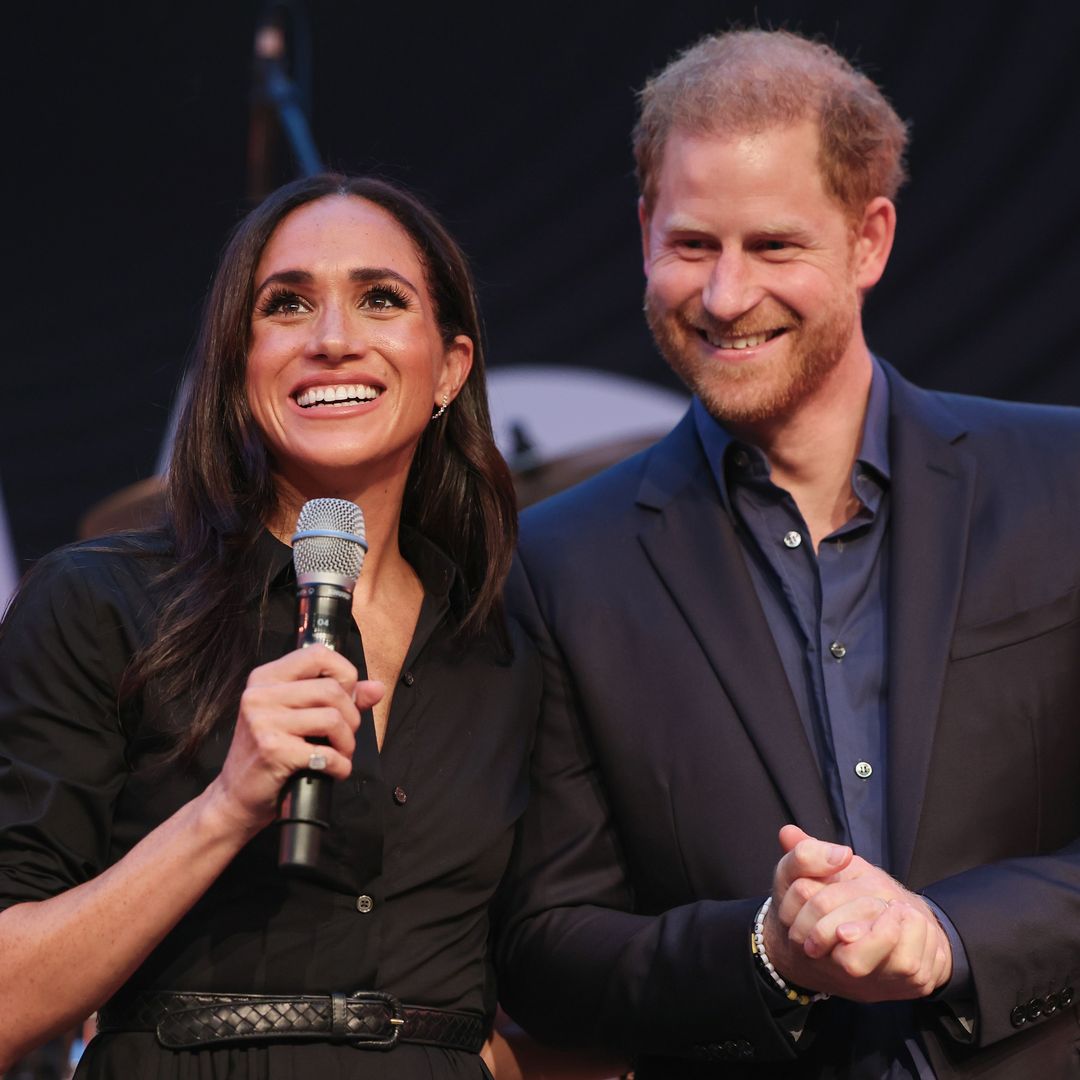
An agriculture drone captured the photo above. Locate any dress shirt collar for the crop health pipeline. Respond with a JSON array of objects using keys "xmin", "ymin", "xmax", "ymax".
[{"xmin": 692, "ymin": 356, "xmax": 892, "ymax": 511}]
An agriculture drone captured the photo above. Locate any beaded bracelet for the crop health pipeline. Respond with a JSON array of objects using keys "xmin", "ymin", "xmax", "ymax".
[{"xmin": 751, "ymin": 897, "xmax": 830, "ymax": 1007}]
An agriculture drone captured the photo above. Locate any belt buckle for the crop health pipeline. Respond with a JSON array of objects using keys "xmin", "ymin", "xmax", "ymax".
[{"xmin": 348, "ymin": 989, "xmax": 406, "ymax": 1050}]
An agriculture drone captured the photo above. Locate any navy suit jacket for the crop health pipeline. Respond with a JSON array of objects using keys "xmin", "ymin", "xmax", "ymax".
[{"xmin": 498, "ymin": 363, "xmax": 1080, "ymax": 1078}]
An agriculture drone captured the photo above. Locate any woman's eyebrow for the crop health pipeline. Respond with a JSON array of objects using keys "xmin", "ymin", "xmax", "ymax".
[{"xmin": 253, "ymin": 266, "xmax": 420, "ymax": 294}]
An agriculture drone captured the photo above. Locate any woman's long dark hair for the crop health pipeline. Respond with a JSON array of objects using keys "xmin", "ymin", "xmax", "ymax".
[{"xmin": 127, "ymin": 174, "xmax": 516, "ymax": 758}]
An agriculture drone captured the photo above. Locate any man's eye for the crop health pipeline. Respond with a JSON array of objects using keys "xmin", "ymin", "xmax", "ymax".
[{"xmin": 673, "ymin": 237, "xmax": 712, "ymax": 257}]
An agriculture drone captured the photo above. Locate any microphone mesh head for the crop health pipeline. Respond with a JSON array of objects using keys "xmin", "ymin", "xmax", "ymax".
[{"xmin": 292, "ymin": 499, "xmax": 366, "ymax": 583}]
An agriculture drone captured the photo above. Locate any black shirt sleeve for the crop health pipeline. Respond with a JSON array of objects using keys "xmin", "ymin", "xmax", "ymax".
[{"xmin": 0, "ymin": 545, "xmax": 143, "ymax": 909}]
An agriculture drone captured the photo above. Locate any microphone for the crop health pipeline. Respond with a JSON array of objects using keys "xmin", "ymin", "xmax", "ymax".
[{"xmin": 278, "ymin": 498, "xmax": 367, "ymax": 875}]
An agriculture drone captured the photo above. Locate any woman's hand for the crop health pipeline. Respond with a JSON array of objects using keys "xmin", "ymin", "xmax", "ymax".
[
  {"xmin": 0, "ymin": 645, "xmax": 384, "ymax": 1066},
  {"xmin": 206, "ymin": 644, "xmax": 384, "ymax": 836}
]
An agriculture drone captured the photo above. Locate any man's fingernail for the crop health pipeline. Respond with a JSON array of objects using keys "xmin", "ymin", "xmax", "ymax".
[{"xmin": 826, "ymin": 844, "xmax": 847, "ymax": 865}]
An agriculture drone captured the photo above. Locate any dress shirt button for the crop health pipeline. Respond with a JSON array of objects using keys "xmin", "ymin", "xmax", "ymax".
[
  {"xmin": 356, "ymin": 894, "xmax": 375, "ymax": 914},
  {"xmin": 783, "ymin": 530, "xmax": 803, "ymax": 549},
  {"xmin": 829, "ymin": 641, "xmax": 847, "ymax": 660},
  {"xmin": 854, "ymin": 760, "xmax": 873, "ymax": 780},
  {"xmin": 393, "ymin": 786, "xmax": 408, "ymax": 805},
  {"xmin": 1010, "ymin": 1004, "xmax": 1028, "ymax": 1027},
  {"xmin": 401, "ymin": 671, "xmax": 415, "ymax": 687}
]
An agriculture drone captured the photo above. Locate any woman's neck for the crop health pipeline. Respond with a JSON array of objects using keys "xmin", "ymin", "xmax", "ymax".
[{"xmin": 267, "ymin": 470, "xmax": 411, "ymax": 599}]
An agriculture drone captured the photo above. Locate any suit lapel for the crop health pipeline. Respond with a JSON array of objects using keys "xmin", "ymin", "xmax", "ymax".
[
  {"xmin": 884, "ymin": 367, "xmax": 976, "ymax": 879},
  {"xmin": 636, "ymin": 415, "xmax": 837, "ymax": 839}
]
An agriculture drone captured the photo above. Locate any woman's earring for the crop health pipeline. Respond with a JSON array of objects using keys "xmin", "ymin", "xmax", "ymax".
[{"xmin": 430, "ymin": 392, "xmax": 451, "ymax": 421}]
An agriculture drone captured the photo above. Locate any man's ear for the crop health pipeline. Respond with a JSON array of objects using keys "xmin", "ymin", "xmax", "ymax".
[{"xmin": 853, "ymin": 196, "xmax": 896, "ymax": 290}]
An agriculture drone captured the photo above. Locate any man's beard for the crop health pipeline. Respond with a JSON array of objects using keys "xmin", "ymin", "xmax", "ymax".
[{"xmin": 644, "ymin": 289, "xmax": 858, "ymax": 427}]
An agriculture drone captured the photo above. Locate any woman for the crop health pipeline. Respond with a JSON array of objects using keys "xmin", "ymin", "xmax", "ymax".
[{"xmin": 0, "ymin": 174, "xmax": 539, "ymax": 1077}]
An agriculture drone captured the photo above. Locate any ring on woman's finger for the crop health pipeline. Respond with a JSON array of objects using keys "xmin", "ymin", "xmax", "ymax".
[{"xmin": 307, "ymin": 751, "xmax": 328, "ymax": 772}]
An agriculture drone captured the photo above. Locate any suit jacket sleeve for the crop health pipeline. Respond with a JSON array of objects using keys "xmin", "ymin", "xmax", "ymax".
[{"xmin": 496, "ymin": 555, "xmax": 802, "ymax": 1062}]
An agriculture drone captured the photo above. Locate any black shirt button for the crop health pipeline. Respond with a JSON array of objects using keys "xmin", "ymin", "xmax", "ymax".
[
  {"xmin": 402, "ymin": 671, "xmax": 415, "ymax": 687},
  {"xmin": 1010, "ymin": 1005, "xmax": 1028, "ymax": 1027},
  {"xmin": 393, "ymin": 786, "xmax": 408, "ymax": 805}
]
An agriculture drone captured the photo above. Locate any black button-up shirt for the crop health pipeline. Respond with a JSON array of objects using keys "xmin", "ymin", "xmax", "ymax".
[{"xmin": 0, "ymin": 527, "xmax": 540, "ymax": 1077}]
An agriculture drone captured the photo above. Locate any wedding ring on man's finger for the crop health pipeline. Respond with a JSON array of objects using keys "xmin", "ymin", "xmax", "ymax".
[{"xmin": 307, "ymin": 751, "xmax": 328, "ymax": 772}]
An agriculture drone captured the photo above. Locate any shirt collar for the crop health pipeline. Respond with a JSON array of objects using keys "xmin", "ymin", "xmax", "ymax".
[
  {"xmin": 693, "ymin": 355, "xmax": 892, "ymax": 510},
  {"xmin": 255, "ymin": 523, "xmax": 468, "ymax": 617}
]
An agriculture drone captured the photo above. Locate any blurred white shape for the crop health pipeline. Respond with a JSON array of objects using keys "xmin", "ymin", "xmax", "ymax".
[{"xmin": 486, "ymin": 365, "xmax": 687, "ymax": 468}]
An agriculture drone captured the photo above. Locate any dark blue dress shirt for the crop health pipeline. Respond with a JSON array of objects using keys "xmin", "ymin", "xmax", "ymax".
[{"xmin": 693, "ymin": 367, "xmax": 891, "ymax": 869}]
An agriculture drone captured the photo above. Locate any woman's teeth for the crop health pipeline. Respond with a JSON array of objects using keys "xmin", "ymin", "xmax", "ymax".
[{"xmin": 295, "ymin": 384, "xmax": 382, "ymax": 408}]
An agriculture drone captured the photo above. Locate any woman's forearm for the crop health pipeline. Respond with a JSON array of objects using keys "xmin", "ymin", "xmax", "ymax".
[{"xmin": 0, "ymin": 781, "xmax": 251, "ymax": 1068}]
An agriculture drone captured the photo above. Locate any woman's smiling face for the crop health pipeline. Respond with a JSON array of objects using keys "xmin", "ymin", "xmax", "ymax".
[{"xmin": 246, "ymin": 194, "xmax": 471, "ymax": 502}]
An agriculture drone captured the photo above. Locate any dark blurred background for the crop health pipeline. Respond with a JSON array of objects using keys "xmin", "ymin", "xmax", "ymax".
[{"xmin": 4, "ymin": 1, "xmax": 1080, "ymax": 568}]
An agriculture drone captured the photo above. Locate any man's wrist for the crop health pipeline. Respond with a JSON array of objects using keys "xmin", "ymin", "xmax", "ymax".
[{"xmin": 751, "ymin": 897, "xmax": 830, "ymax": 1007}]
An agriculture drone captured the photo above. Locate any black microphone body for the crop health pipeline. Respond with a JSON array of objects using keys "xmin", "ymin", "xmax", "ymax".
[{"xmin": 278, "ymin": 500, "xmax": 366, "ymax": 877}]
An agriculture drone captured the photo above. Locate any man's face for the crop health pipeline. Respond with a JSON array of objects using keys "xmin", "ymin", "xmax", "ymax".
[{"xmin": 641, "ymin": 121, "xmax": 880, "ymax": 428}]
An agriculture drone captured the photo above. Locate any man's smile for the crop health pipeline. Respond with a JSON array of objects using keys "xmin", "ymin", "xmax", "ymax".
[{"xmin": 697, "ymin": 327, "xmax": 789, "ymax": 351}]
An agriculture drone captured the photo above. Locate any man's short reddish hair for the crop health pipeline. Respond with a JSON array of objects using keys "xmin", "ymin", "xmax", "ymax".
[{"xmin": 634, "ymin": 29, "xmax": 909, "ymax": 220}]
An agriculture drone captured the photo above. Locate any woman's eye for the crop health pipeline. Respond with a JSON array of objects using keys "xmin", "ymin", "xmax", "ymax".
[
  {"xmin": 360, "ymin": 285, "xmax": 410, "ymax": 312},
  {"xmin": 257, "ymin": 290, "xmax": 309, "ymax": 317}
]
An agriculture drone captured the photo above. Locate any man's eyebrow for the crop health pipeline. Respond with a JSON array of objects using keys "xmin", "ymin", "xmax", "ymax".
[
  {"xmin": 754, "ymin": 222, "xmax": 812, "ymax": 239},
  {"xmin": 659, "ymin": 214, "xmax": 711, "ymax": 233}
]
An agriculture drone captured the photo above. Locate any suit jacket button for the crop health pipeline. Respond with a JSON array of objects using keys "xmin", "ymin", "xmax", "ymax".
[
  {"xmin": 736, "ymin": 1040, "xmax": 754, "ymax": 1059},
  {"xmin": 1010, "ymin": 1005, "xmax": 1028, "ymax": 1027},
  {"xmin": 1062, "ymin": 987, "xmax": 1074, "ymax": 1006},
  {"xmin": 1026, "ymin": 997, "xmax": 1044, "ymax": 1021},
  {"xmin": 1044, "ymin": 992, "xmax": 1059, "ymax": 1015}
]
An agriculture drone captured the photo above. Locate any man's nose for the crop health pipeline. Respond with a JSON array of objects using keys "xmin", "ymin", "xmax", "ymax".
[{"xmin": 701, "ymin": 250, "xmax": 762, "ymax": 323}]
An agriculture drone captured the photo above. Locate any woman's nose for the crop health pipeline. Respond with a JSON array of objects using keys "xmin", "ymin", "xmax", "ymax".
[{"xmin": 305, "ymin": 303, "xmax": 365, "ymax": 362}]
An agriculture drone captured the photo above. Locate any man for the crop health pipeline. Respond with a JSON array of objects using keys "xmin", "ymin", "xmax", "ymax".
[{"xmin": 497, "ymin": 28, "xmax": 1080, "ymax": 1080}]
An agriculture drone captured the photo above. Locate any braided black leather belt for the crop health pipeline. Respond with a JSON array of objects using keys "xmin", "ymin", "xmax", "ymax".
[{"xmin": 97, "ymin": 990, "xmax": 487, "ymax": 1052}]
